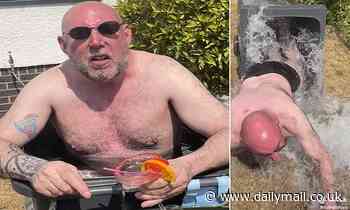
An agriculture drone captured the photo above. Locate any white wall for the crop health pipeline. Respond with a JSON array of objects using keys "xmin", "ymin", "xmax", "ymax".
[{"xmin": 0, "ymin": 0, "xmax": 117, "ymax": 68}]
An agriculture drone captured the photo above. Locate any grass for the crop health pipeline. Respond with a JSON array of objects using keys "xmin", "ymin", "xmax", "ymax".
[{"xmin": 0, "ymin": 178, "xmax": 25, "ymax": 210}]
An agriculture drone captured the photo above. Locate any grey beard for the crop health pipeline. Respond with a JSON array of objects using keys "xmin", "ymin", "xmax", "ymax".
[
  {"xmin": 74, "ymin": 58, "xmax": 129, "ymax": 82},
  {"xmin": 117, "ymin": 59, "xmax": 128, "ymax": 75}
]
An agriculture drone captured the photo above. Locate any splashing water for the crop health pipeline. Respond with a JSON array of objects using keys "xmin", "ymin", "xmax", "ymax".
[
  {"xmin": 244, "ymin": 6, "xmax": 324, "ymax": 107},
  {"xmin": 242, "ymin": 0, "xmax": 289, "ymax": 6},
  {"xmin": 274, "ymin": 97, "xmax": 350, "ymax": 205},
  {"xmin": 245, "ymin": 7, "xmax": 278, "ymax": 64},
  {"xmin": 245, "ymin": 6, "xmax": 348, "ymax": 161},
  {"xmin": 307, "ymin": 97, "xmax": 350, "ymax": 169},
  {"xmin": 294, "ymin": 28, "xmax": 324, "ymax": 107},
  {"xmin": 240, "ymin": 4, "xmax": 350, "ymax": 206},
  {"xmin": 278, "ymin": 97, "xmax": 350, "ymax": 170}
]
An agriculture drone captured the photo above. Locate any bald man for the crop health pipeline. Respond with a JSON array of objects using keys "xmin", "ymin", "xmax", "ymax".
[
  {"xmin": 240, "ymin": 110, "xmax": 286, "ymax": 161},
  {"xmin": 231, "ymin": 72, "xmax": 335, "ymax": 205},
  {"xmin": 0, "ymin": 2, "xmax": 228, "ymax": 208}
]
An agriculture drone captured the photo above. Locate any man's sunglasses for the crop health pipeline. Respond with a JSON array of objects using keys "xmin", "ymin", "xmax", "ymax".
[{"xmin": 66, "ymin": 21, "xmax": 123, "ymax": 40}]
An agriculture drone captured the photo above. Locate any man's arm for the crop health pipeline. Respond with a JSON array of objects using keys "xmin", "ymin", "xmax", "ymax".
[
  {"xmin": 282, "ymin": 105, "xmax": 334, "ymax": 193},
  {"xmin": 166, "ymin": 58, "xmax": 229, "ymax": 176},
  {"xmin": 301, "ymin": 132, "xmax": 334, "ymax": 193},
  {"xmin": 136, "ymin": 57, "xmax": 228, "ymax": 207},
  {"xmin": 0, "ymin": 141, "xmax": 48, "ymax": 180},
  {"xmin": 0, "ymin": 75, "xmax": 52, "ymax": 180},
  {"xmin": 0, "ymin": 71, "xmax": 90, "ymax": 198}
]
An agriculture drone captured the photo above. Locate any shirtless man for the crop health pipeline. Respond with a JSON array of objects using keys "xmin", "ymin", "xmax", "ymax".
[
  {"xmin": 231, "ymin": 70, "xmax": 335, "ymax": 205},
  {"xmin": 0, "ymin": 2, "xmax": 228, "ymax": 208}
]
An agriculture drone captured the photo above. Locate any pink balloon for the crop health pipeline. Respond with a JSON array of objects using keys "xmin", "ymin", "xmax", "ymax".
[{"xmin": 241, "ymin": 110, "xmax": 283, "ymax": 157}]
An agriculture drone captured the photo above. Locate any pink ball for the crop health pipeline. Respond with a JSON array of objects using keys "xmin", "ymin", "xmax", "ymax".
[{"xmin": 241, "ymin": 110, "xmax": 283, "ymax": 155}]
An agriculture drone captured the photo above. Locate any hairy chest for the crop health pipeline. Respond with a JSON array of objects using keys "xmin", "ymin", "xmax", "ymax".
[{"xmin": 52, "ymin": 85, "xmax": 174, "ymax": 157}]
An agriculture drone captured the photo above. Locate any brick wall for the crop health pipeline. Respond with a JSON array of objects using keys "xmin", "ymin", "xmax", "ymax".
[{"xmin": 0, "ymin": 64, "xmax": 58, "ymax": 117}]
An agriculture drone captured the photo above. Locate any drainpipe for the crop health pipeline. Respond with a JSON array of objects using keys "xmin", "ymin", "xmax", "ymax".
[{"xmin": 8, "ymin": 51, "xmax": 25, "ymax": 87}]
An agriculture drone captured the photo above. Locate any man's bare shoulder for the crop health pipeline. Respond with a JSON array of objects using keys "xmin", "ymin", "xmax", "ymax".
[
  {"xmin": 130, "ymin": 49, "xmax": 206, "ymax": 97},
  {"xmin": 21, "ymin": 65, "xmax": 64, "ymax": 100},
  {"xmin": 27, "ymin": 65, "xmax": 62, "ymax": 85},
  {"xmin": 131, "ymin": 50, "xmax": 189, "ymax": 76},
  {"xmin": 1, "ymin": 66, "xmax": 63, "ymax": 134}
]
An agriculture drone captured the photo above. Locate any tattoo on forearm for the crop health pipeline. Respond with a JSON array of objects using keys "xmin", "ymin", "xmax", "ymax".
[
  {"xmin": 14, "ymin": 114, "xmax": 39, "ymax": 138},
  {"xmin": 0, "ymin": 143, "xmax": 47, "ymax": 181}
]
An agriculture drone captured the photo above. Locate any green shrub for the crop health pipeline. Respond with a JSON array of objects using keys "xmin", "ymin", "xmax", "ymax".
[
  {"xmin": 291, "ymin": 0, "xmax": 350, "ymax": 46},
  {"xmin": 116, "ymin": 0, "xmax": 229, "ymax": 96}
]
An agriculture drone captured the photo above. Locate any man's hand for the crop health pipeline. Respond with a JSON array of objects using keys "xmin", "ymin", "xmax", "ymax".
[
  {"xmin": 135, "ymin": 158, "xmax": 193, "ymax": 208},
  {"xmin": 31, "ymin": 161, "xmax": 91, "ymax": 199}
]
